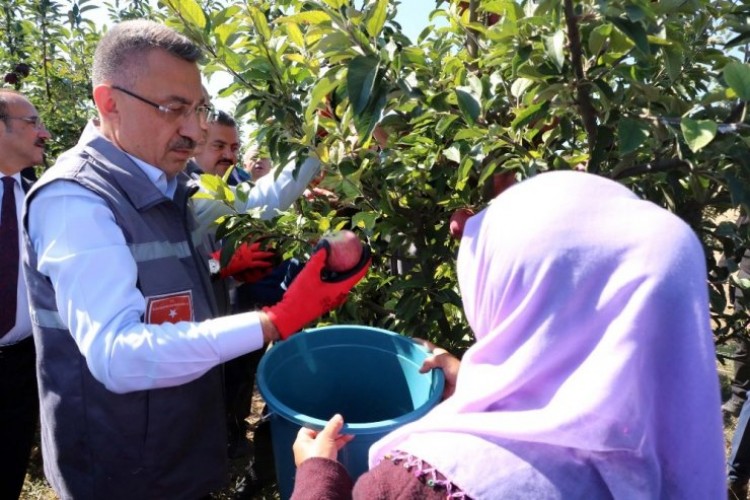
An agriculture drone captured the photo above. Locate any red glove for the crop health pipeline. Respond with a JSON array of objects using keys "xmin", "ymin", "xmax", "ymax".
[
  {"xmin": 211, "ymin": 242, "xmax": 275, "ymax": 283},
  {"xmin": 263, "ymin": 243, "xmax": 371, "ymax": 339}
]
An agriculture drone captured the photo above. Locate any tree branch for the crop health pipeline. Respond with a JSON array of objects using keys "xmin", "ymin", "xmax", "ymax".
[
  {"xmin": 466, "ymin": 0, "xmax": 480, "ymax": 70},
  {"xmin": 611, "ymin": 158, "xmax": 691, "ymax": 180},
  {"xmin": 563, "ymin": 0, "xmax": 598, "ymax": 168}
]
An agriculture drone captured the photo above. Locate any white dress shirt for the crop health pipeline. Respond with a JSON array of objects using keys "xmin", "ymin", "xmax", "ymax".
[
  {"xmin": 25, "ymin": 130, "xmax": 302, "ymax": 393},
  {"xmin": 192, "ymin": 155, "xmax": 321, "ymax": 237},
  {"xmin": 1, "ymin": 173, "xmax": 32, "ymax": 346}
]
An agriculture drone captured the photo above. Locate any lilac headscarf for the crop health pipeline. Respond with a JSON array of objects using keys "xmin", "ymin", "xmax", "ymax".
[{"xmin": 369, "ymin": 171, "xmax": 724, "ymax": 499}]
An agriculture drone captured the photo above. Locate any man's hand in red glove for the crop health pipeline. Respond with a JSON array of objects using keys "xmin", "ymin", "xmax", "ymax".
[
  {"xmin": 263, "ymin": 242, "xmax": 371, "ymax": 340},
  {"xmin": 211, "ymin": 242, "xmax": 275, "ymax": 283}
]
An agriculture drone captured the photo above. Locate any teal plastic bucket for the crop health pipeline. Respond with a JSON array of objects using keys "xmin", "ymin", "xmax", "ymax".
[{"xmin": 257, "ymin": 325, "xmax": 445, "ymax": 499}]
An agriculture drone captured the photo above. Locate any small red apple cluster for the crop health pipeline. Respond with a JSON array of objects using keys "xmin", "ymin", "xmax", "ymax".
[{"xmin": 4, "ymin": 63, "xmax": 31, "ymax": 86}]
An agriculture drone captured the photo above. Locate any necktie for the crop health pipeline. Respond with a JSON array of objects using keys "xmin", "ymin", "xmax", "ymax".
[{"xmin": 0, "ymin": 176, "xmax": 19, "ymax": 337}]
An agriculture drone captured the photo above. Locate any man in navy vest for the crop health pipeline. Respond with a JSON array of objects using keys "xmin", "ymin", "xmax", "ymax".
[
  {"xmin": 0, "ymin": 89, "xmax": 50, "ymax": 500},
  {"xmin": 22, "ymin": 20, "xmax": 369, "ymax": 500}
]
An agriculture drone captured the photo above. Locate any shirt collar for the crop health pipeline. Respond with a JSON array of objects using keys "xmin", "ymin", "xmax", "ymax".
[
  {"xmin": 124, "ymin": 153, "xmax": 178, "ymax": 200},
  {"xmin": 82, "ymin": 121, "xmax": 178, "ymax": 200}
]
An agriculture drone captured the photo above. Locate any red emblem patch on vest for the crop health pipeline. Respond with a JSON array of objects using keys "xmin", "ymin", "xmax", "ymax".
[{"xmin": 145, "ymin": 291, "xmax": 194, "ymax": 324}]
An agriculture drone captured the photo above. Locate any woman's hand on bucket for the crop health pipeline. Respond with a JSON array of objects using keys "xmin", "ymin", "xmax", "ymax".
[
  {"xmin": 414, "ymin": 338, "xmax": 460, "ymax": 400},
  {"xmin": 293, "ymin": 413, "xmax": 354, "ymax": 467}
]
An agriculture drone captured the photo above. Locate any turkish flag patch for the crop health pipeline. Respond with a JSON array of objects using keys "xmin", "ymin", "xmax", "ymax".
[{"xmin": 145, "ymin": 290, "xmax": 194, "ymax": 324}]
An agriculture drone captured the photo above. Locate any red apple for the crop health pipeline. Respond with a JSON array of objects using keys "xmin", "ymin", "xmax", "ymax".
[
  {"xmin": 322, "ymin": 230, "xmax": 364, "ymax": 272},
  {"xmin": 449, "ymin": 208, "xmax": 475, "ymax": 240},
  {"xmin": 491, "ymin": 171, "xmax": 517, "ymax": 198}
]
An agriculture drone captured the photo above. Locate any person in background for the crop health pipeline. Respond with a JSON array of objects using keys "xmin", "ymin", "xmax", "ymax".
[
  {"xmin": 291, "ymin": 171, "xmax": 725, "ymax": 500},
  {"xmin": 192, "ymin": 109, "xmax": 251, "ymax": 185},
  {"xmin": 0, "ymin": 89, "xmax": 50, "ymax": 500},
  {"xmin": 189, "ymin": 107, "xmax": 309, "ymax": 471},
  {"xmin": 243, "ymin": 144, "xmax": 272, "ymax": 182},
  {"xmin": 23, "ymin": 20, "xmax": 369, "ymax": 500}
]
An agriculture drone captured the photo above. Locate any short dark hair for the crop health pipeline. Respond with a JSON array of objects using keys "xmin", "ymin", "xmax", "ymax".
[
  {"xmin": 92, "ymin": 20, "xmax": 202, "ymax": 87},
  {"xmin": 210, "ymin": 109, "xmax": 236, "ymax": 128}
]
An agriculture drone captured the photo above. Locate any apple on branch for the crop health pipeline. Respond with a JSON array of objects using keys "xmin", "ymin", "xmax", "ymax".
[{"xmin": 449, "ymin": 208, "xmax": 476, "ymax": 240}]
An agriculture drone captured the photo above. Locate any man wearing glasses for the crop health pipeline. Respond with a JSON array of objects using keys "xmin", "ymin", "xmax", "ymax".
[
  {"xmin": 0, "ymin": 89, "xmax": 50, "ymax": 500},
  {"xmin": 23, "ymin": 20, "xmax": 369, "ymax": 500}
]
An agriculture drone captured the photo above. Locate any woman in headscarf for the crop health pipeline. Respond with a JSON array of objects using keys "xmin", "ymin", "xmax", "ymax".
[{"xmin": 291, "ymin": 171, "xmax": 725, "ymax": 500}]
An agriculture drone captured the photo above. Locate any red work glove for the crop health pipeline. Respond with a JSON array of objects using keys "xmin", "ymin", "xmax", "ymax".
[
  {"xmin": 263, "ymin": 242, "xmax": 371, "ymax": 339},
  {"xmin": 212, "ymin": 242, "xmax": 275, "ymax": 283}
]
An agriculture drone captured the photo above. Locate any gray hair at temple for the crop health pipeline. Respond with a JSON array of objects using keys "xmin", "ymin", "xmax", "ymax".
[
  {"xmin": 210, "ymin": 109, "xmax": 237, "ymax": 128},
  {"xmin": 92, "ymin": 20, "xmax": 202, "ymax": 87},
  {"xmin": 0, "ymin": 89, "xmax": 22, "ymax": 120}
]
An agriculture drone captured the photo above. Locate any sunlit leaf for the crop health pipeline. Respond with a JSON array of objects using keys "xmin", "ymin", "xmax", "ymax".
[
  {"xmin": 286, "ymin": 22, "xmax": 305, "ymax": 48},
  {"xmin": 455, "ymin": 89, "xmax": 480, "ymax": 125},
  {"xmin": 277, "ymin": 11, "xmax": 331, "ymax": 26},
  {"xmin": 248, "ymin": 6, "xmax": 271, "ymax": 39},
  {"xmin": 365, "ymin": 0, "xmax": 388, "ymax": 38},
  {"xmin": 352, "ymin": 211, "xmax": 379, "ymax": 232},
  {"xmin": 610, "ymin": 17, "xmax": 649, "ymax": 56},
  {"xmin": 681, "ymin": 118, "xmax": 717, "ymax": 152},
  {"xmin": 545, "ymin": 30, "xmax": 565, "ymax": 71},
  {"xmin": 170, "ymin": 0, "xmax": 206, "ymax": 29}
]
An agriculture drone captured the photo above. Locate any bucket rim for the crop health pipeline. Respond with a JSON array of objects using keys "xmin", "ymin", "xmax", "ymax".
[{"xmin": 256, "ymin": 325, "xmax": 445, "ymax": 433}]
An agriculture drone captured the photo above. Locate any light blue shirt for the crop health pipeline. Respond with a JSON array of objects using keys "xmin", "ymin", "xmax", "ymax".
[{"xmin": 26, "ymin": 123, "xmax": 318, "ymax": 393}]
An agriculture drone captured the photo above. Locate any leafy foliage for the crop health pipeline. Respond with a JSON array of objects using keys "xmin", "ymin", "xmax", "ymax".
[
  {"xmin": 6, "ymin": 0, "xmax": 749, "ymax": 356},
  {"xmin": 160, "ymin": 0, "xmax": 750, "ymax": 356}
]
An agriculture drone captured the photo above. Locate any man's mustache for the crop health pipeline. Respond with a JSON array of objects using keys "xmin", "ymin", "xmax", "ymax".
[{"xmin": 170, "ymin": 137, "xmax": 197, "ymax": 150}]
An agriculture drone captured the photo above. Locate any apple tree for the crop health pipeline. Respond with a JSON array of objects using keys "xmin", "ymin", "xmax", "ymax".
[{"xmin": 161, "ymin": 0, "xmax": 750, "ymax": 356}]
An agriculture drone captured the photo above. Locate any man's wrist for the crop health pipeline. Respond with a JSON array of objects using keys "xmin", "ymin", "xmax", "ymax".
[{"xmin": 260, "ymin": 311, "xmax": 281, "ymax": 344}]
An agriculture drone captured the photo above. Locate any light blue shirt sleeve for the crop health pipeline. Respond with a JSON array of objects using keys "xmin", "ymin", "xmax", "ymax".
[
  {"xmin": 27, "ymin": 180, "xmax": 265, "ymax": 394},
  {"xmin": 192, "ymin": 156, "xmax": 321, "ymax": 235}
]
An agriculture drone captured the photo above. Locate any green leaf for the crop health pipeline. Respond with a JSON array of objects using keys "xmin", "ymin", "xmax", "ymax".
[
  {"xmin": 662, "ymin": 46, "xmax": 682, "ymax": 82},
  {"xmin": 248, "ymin": 6, "xmax": 271, "ymax": 40},
  {"xmin": 610, "ymin": 17, "xmax": 650, "ymax": 56},
  {"xmin": 277, "ymin": 11, "xmax": 331, "ymax": 26},
  {"xmin": 171, "ymin": 0, "xmax": 206, "ymax": 29},
  {"xmin": 724, "ymin": 62, "xmax": 750, "ymax": 101},
  {"xmin": 365, "ymin": 0, "xmax": 388, "ymax": 38},
  {"xmin": 443, "ymin": 146, "xmax": 461, "ymax": 163},
  {"xmin": 680, "ymin": 118, "xmax": 717, "ymax": 152},
  {"xmin": 545, "ymin": 30, "xmax": 565, "ymax": 71},
  {"xmin": 321, "ymin": 0, "xmax": 348, "ymax": 8},
  {"xmin": 588, "ymin": 24, "xmax": 612, "ymax": 55},
  {"xmin": 352, "ymin": 211, "xmax": 379, "ymax": 232},
  {"xmin": 455, "ymin": 89, "xmax": 481, "ymax": 125},
  {"xmin": 617, "ymin": 118, "xmax": 649, "ymax": 154},
  {"xmin": 510, "ymin": 101, "xmax": 549, "ymax": 130},
  {"xmin": 306, "ymin": 75, "xmax": 340, "ymax": 122},
  {"xmin": 347, "ymin": 55, "xmax": 380, "ymax": 116},
  {"xmin": 286, "ymin": 22, "xmax": 305, "ymax": 48}
]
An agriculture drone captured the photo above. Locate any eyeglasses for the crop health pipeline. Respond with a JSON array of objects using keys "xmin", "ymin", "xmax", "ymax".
[
  {"xmin": 112, "ymin": 85, "xmax": 214, "ymax": 126},
  {"xmin": 1, "ymin": 115, "xmax": 46, "ymax": 130}
]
